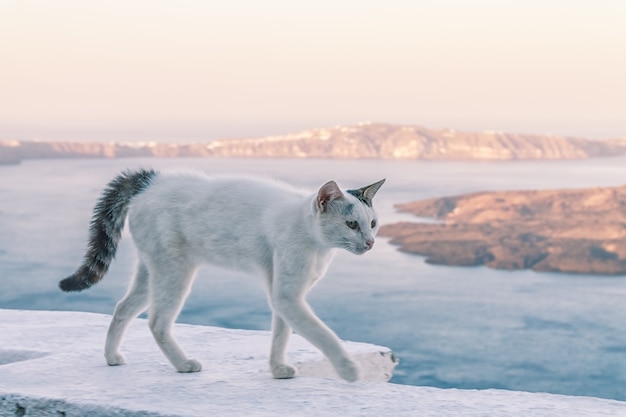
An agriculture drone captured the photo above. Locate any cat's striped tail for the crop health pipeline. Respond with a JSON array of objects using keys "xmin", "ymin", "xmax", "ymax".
[{"xmin": 59, "ymin": 169, "xmax": 158, "ymax": 292}]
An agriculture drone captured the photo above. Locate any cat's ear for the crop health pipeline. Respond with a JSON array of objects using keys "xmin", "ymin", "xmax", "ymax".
[
  {"xmin": 347, "ymin": 179, "xmax": 386, "ymax": 207},
  {"xmin": 316, "ymin": 180, "xmax": 345, "ymax": 212}
]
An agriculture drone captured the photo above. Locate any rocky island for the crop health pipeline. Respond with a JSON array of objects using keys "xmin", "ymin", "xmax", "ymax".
[
  {"xmin": 379, "ymin": 185, "xmax": 626, "ymax": 275},
  {"xmin": 2, "ymin": 123, "xmax": 626, "ymax": 164}
]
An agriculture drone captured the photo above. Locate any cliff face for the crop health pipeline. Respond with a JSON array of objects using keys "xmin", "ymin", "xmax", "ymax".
[
  {"xmin": 0, "ymin": 140, "xmax": 21, "ymax": 164},
  {"xmin": 192, "ymin": 124, "xmax": 626, "ymax": 160},
  {"xmin": 2, "ymin": 123, "xmax": 625, "ymax": 163},
  {"xmin": 379, "ymin": 185, "xmax": 626, "ymax": 275}
]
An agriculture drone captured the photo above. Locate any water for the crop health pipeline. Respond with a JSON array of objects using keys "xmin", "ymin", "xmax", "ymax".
[{"xmin": 1, "ymin": 157, "xmax": 626, "ymax": 400}]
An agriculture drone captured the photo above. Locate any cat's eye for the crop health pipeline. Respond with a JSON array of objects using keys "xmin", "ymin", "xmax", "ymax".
[
  {"xmin": 346, "ymin": 220, "xmax": 359, "ymax": 230},
  {"xmin": 371, "ymin": 219, "xmax": 377, "ymax": 228}
]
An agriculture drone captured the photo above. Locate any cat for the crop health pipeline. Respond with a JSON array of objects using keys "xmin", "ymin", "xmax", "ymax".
[{"xmin": 59, "ymin": 169, "xmax": 385, "ymax": 382}]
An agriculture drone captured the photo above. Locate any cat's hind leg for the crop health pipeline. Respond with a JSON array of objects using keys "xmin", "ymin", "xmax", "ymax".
[
  {"xmin": 105, "ymin": 261, "xmax": 150, "ymax": 366},
  {"xmin": 147, "ymin": 261, "xmax": 201, "ymax": 373},
  {"xmin": 269, "ymin": 313, "xmax": 297, "ymax": 379}
]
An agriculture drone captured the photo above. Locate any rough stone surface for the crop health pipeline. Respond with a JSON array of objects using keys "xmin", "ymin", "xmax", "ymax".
[{"xmin": 2, "ymin": 309, "xmax": 626, "ymax": 417}]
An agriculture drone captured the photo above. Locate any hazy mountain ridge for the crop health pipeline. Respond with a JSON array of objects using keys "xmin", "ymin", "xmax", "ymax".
[{"xmin": 2, "ymin": 123, "xmax": 626, "ymax": 164}]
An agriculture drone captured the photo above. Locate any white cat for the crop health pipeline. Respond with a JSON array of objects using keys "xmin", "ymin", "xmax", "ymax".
[{"xmin": 59, "ymin": 169, "xmax": 385, "ymax": 382}]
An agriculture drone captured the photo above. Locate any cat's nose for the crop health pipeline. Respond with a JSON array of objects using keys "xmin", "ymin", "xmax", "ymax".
[{"xmin": 365, "ymin": 238, "xmax": 375, "ymax": 249}]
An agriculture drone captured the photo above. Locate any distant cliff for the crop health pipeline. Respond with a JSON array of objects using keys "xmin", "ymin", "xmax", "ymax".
[
  {"xmin": 204, "ymin": 124, "xmax": 626, "ymax": 160},
  {"xmin": 379, "ymin": 185, "xmax": 626, "ymax": 275},
  {"xmin": 2, "ymin": 123, "xmax": 626, "ymax": 164}
]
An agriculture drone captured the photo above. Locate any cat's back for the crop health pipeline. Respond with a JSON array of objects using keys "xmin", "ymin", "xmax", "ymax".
[
  {"xmin": 133, "ymin": 170, "xmax": 306, "ymax": 212},
  {"xmin": 128, "ymin": 171, "xmax": 308, "ymax": 269}
]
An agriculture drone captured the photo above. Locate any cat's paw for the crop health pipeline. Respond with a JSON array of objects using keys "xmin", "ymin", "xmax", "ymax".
[
  {"xmin": 271, "ymin": 363, "xmax": 297, "ymax": 379},
  {"xmin": 336, "ymin": 358, "xmax": 362, "ymax": 382},
  {"xmin": 176, "ymin": 358, "xmax": 203, "ymax": 373},
  {"xmin": 105, "ymin": 352, "xmax": 126, "ymax": 366}
]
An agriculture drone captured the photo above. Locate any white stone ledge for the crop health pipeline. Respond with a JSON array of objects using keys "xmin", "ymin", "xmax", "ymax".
[{"xmin": 1, "ymin": 309, "xmax": 625, "ymax": 417}]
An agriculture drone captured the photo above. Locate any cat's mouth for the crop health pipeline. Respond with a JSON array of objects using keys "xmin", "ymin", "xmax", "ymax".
[
  {"xmin": 347, "ymin": 245, "xmax": 372, "ymax": 255},
  {"xmin": 340, "ymin": 238, "xmax": 373, "ymax": 255}
]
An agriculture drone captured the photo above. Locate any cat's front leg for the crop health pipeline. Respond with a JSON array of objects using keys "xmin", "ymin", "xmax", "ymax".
[
  {"xmin": 270, "ymin": 279, "xmax": 361, "ymax": 382},
  {"xmin": 333, "ymin": 356, "xmax": 361, "ymax": 383},
  {"xmin": 269, "ymin": 313, "xmax": 297, "ymax": 379},
  {"xmin": 272, "ymin": 298, "xmax": 361, "ymax": 382}
]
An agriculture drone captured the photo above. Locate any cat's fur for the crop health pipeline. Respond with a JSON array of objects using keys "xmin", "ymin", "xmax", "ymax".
[{"xmin": 59, "ymin": 169, "xmax": 385, "ymax": 382}]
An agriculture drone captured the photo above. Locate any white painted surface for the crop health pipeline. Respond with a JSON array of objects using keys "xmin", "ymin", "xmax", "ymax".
[{"xmin": 1, "ymin": 309, "xmax": 624, "ymax": 417}]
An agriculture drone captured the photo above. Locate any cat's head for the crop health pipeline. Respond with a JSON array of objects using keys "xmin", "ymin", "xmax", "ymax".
[{"xmin": 314, "ymin": 179, "xmax": 385, "ymax": 255}]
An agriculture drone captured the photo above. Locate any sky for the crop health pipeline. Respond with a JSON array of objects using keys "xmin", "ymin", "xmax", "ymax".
[{"xmin": 1, "ymin": 0, "xmax": 625, "ymax": 142}]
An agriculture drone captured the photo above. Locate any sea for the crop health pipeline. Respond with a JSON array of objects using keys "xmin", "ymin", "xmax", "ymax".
[{"xmin": 1, "ymin": 157, "xmax": 626, "ymax": 401}]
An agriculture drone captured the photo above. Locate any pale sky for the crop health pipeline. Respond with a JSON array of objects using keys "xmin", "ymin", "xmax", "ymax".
[{"xmin": 1, "ymin": 0, "xmax": 625, "ymax": 142}]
